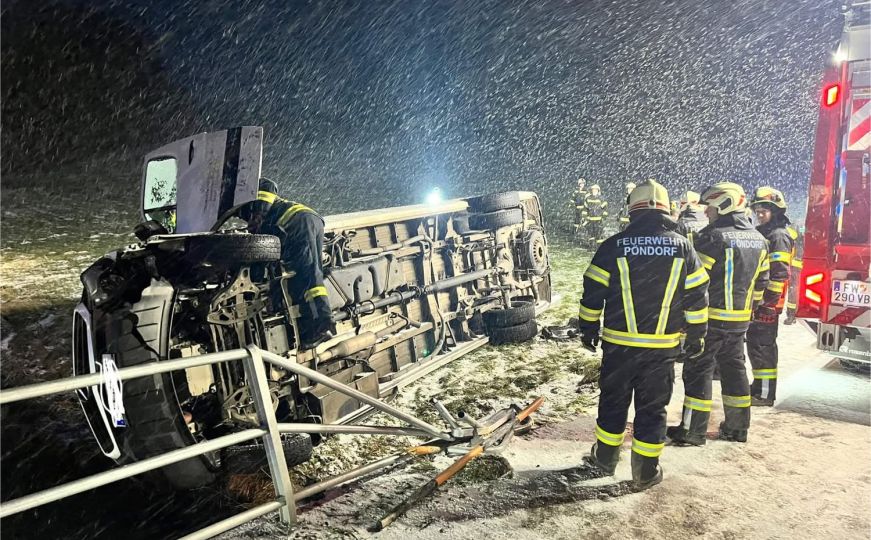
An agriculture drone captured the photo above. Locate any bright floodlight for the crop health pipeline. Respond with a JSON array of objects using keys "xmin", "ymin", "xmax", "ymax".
[
  {"xmin": 425, "ymin": 187, "xmax": 443, "ymax": 205},
  {"xmin": 834, "ymin": 48, "xmax": 847, "ymax": 63}
]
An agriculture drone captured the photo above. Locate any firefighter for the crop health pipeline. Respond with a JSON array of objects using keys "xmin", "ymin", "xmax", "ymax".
[
  {"xmin": 242, "ymin": 178, "xmax": 332, "ymax": 349},
  {"xmin": 617, "ymin": 182, "xmax": 637, "ymax": 231},
  {"xmin": 667, "ymin": 182, "xmax": 769, "ymax": 445},
  {"xmin": 784, "ymin": 222, "xmax": 804, "ymax": 325},
  {"xmin": 581, "ymin": 184, "xmax": 609, "ymax": 248},
  {"xmin": 571, "ymin": 177, "xmax": 589, "ymax": 241},
  {"xmin": 578, "ymin": 179, "xmax": 709, "ymax": 489},
  {"xmin": 748, "ymin": 187, "xmax": 795, "ymax": 406},
  {"xmin": 676, "ymin": 190, "xmax": 707, "ymax": 243}
]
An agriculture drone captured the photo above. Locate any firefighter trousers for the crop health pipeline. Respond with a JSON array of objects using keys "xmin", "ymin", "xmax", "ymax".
[
  {"xmin": 593, "ymin": 345, "xmax": 674, "ymax": 479},
  {"xmin": 281, "ymin": 212, "xmax": 332, "ymax": 344},
  {"xmin": 585, "ymin": 220, "xmax": 604, "ymax": 248},
  {"xmin": 678, "ymin": 329, "xmax": 751, "ymax": 437},
  {"xmin": 747, "ymin": 320, "xmax": 779, "ymax": 401}
]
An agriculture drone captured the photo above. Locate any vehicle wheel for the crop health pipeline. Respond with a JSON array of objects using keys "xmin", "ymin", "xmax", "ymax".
[
  {"xmin": 483, "ymin": 300, "xmax": 535, "ymax": 328},
  {"xmin": 487, "ymin": 319, "xmax": 538, "ymax": 345},
  {"xmin": 839, "ymin": 359, "xmax": 871, "ymax": 376},
  {"xmin": 186, "ymin": 234, "xmax": 280, "ymax": 268},
  {"xmin": 222, "ymin": 433, "xmax": 314, "ymax": 474},
  {"xmin": 468, "ymin": 191, "xmax": 521, "ymax": 213},
  {"xmin": 469, "ymin": 208, "xmax": 524, "ymax": 230},
  {"xmin": 97, "ymin": 280, "xmax": 217, "ymax": 490},
  {"xmin": 516, "ymin": 229, "xmax": 548, "ymax": 276}
]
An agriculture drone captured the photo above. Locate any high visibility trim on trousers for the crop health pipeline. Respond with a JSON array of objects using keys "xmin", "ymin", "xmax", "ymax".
[
  {"xmin": 722, "ymin": 394, "xmax": 752, "ymax": 408},
  {"xmin": 752, "ymin": 290, "xmax": 764, "ymax": 302},
  {"xmin": 709, "ymin": 307, "xmax": 752, "ymax": 321},
  {"xmin": 631, "ymin": 438, "xmax": 665, "ymax": 458},
  {"xmin": 601, "ymin": 328, "xmax": 681, "ymax": 348},
  {"xmin": 685, "ymin": 308, "xmax": 708, "ymax": 324},
  {"xmin": 595, "ymin": 424, "xmax": 625, "ymax": 446},
  {"xmin": 619, "ymin": 217, "xmax": 630, "ymax": 223},
  {"xmin": 616, "ymin": 258, "xmax": 638, "ymax": 334},
  {"xmin": 257, "ymin": 190, "xmax": 278, "ymax": 204},
  {"xmin": 791, "ymin": 259, "xmax": 803, "ymax": 269},
  {"xmin": 698, "ymin": 252, "xmax": 716, "ymax": 270},
  {"xmin": 725, "ymin": 248, "xmax": 735, "ymax": 310},
  {"xmin": 752, "ymin": 368, "xmax": 777, "ymax": 380},
  {"xmin": 685, "ymin": 266, "xmax": 709, "ymax": 289},
  {"xmin": 584, "ymin": 264, "xmax": 610, "ymax": 287},
  {"xmin": 769, "ymin": 251, "xmax": 792, "ymax": 264},
  {"xmin": 656, "ymin": 258, "xmax": 684, "ymax": 334},
  {"xmin": 304, "ymin": 286, "xmax": 329, "ymax": 301},
  {"xmin": 684, "ymin": 395, "xmax": 713, "ymax": 412},
  {"xmin": 579, "ymin": 302, "xmax": 603, "ymax": 322},
  {"xmin": 767, "ymin": 280, "xmax": 785, "ymax": 294},
  {"xmin": 586, "ymin": 216, "xmax": 603, "ymax": 221},
  {"xmin": 785, "ymin": 301, "xmax": 797, "ymax": 309},
  {"xmin": 277, "ymin": 203, "xmax": 315, "ymax": 226}
]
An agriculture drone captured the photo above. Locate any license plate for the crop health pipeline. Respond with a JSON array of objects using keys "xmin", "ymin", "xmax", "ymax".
[{"xmin": 831, "ymin": 280, "xmax": 871, "ymax": 308}]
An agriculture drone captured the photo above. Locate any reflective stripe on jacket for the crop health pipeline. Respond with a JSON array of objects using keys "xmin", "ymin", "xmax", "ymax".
[
  {"xmin": 578, "ymin": 211, "xmax": 709, "ymax": 352},
  {"xmin": 694, "ymin": 213, "xmax": 769, "ymax": 331},
  {"xmin": 757, "ymin": 218, "xmax": 794, "ymax": 311}
]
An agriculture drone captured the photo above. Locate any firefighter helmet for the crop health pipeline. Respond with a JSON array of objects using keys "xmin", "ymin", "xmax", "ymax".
[
  {"xmin": 680, "ymin": 190, "xmax": 700, "ymax": 205},
  {"xmin": 627, "ymin": 179, "xmax": 670, "ymax": 214},
  {"xmin": 590, "ymin": 183, "xmax": 601, "ymax": 192},
  {"xmin": 240, "ymin": 177, "xmax": 280, "ymax": 221},
  {"xmin": 577, "ymin": 177, "xmax": 586, "ymax": 186},
  {"xmin": 626, "ymin": 182, "xmax": 637, "ymax": 192},
  {"xmin": 750, "ymin": 186, "xmax": 787, "ymax": 210},
  {"xmin": 700, "ymin": 182, "xmax": 746, "ymax": 214}
]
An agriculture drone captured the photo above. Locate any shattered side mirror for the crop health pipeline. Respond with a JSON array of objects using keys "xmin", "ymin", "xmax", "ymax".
[
  {"xmin": 143, "ymin": 157, "xmax": 178, "ymax": 233},
  {"xmin": 133, "ymin": 220, "xmax": 169, "ymax": 241}
]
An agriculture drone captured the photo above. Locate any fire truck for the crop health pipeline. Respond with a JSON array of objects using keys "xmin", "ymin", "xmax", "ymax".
[{"xmin": 797, "ymin": 1, "xmax": 870, "ymax": 369}]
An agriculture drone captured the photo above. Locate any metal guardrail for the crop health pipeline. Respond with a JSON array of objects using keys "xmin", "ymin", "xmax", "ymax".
[{"xmin": 0, "ymin": 345, "xmax": 457, "ymax": 539}]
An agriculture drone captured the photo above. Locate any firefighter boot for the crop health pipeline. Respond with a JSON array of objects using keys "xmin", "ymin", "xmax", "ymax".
[
  {"xmin": 718, "ymin": 406, "xmax": 750, "ymax": 443},
  {"xmin": 582, "ymin": 442, "xmax": 620, "ymax": 476},
  {"xmin": 631, "ymin": 451, "xmax": 663, "ymax": 491},
  {"xmin": 665, "ymin": 410, "xmax": 708, "ymax": 446}
]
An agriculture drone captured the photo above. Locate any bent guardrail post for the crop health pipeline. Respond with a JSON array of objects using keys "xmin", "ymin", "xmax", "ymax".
[{"xmin": 242, "ymin": 345, "xmax": 297, "ymax": 526}]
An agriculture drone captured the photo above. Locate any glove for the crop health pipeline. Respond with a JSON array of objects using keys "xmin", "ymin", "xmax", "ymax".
[
  {"xmin": 681, "ymin": 337, "xmax": 705, "ymax": 361},
  {"xmin": 754, "ymin": 305, "xmax": 777, "ymax": 324},
  {"xmin": 580, "ymin": 323, "xmax": 600, "ymax": 352}
]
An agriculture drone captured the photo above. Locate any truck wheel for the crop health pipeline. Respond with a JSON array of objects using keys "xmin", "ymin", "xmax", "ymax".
[
  {"xmin": 483, "ymin": 300, "xmax": 535, "ymax": 328},
  {"xmin": 98, "ymin": 280, "xmax": 217, "ymax": 490},
  {"xmin": 468, "ymin": 192, "xmax": 521, "ymax": 213},
  {"xmin": 186, "ymin": 234, "xmax": 280, "ymax": 268},
  {"xmin": 516, "ymin": 229, "xmax": 549, "ymax": 276},
  {"xmin": 839, "ymin": 359, "xmax": 871, "ymax": 376},
  {"xmin": 222, "ymin": 433, "xmax": 314, "ymax": 474},
  {"xmin": 487, "ymin": 319, "xmax": 538, "ymax": 345},
  {"xmin": 469, "ymin": 208, "xmax": 523, "ymax": 230}
]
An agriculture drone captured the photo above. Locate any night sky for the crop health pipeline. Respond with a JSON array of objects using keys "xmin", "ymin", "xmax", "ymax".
[{"xmin": 2, "ymin": 0, "xmax": 842, "ymax": 220}]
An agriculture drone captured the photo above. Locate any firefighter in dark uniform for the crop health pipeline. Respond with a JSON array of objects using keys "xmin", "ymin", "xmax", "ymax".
[
  {"xmin": 667, "ymin": 183, "xmax": 769, "ymax": 445},
  {"xmin": 578, "ymin": 179, "xmax": 709, "ymax": 489},
  {"xmin": 571, "ymin": 177, "xmax": 589, "ymax": 241},
  {"xmin": 581, "ymin": 184, "xmax": 609, "ymax": 249},
  {"xmin": 676, "ymin": 191, "xmax": 707, "ymax": 244},
  {"xmin": 243, "ymin": 178, "xmax": 332, "ymax": 348},
  {"xmin": 617, "ymin": 182, "xmax": 636, "ymax": 231},
  {"xmin": 748, "ymin": 187, "xmax": 794, "ymax": 406},
  {"xmin": 784, "ymin": 223, "xmax": 804, "ymax": 325}
]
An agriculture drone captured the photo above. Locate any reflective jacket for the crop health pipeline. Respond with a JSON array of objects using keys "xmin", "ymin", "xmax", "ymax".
[
  {"xmin": 618, "ymin": 203, "xmax": 630, "ymax": 229},
  {"xmin": 757, "ymin": 216, "xmax": 794, "ymax": 311},
  {"xmin": 677, "ymin": 207, "xmax": 707, "ymax": 244},
  {"xmin": 572, "ymin": 188, "xmax": 588, "ymax": 209},
  {"xmin": 578, "ymin": 211, "xmax": 709, "ymax": 353},
  {"xmin": 693, "ymin": 213, "xmax": 769, "ymax": 332},
  {"xmin": 582, "ymin": 196, "xmax": 609, "ymax": 221}
]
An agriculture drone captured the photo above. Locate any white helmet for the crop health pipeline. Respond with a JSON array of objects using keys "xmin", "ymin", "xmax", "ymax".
[
  {"xmin": 627, "ymin": 179, "xmax": 670, "ymax": 214},
  {"xmin": 700, "ymin": 182, "xmax": 747, "ymax": 215}
]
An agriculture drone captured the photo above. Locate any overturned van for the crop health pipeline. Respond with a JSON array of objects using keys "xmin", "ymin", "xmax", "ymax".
[{"xmin": 72, "ymin": 127, "xmax": 552, "ymax": 489}]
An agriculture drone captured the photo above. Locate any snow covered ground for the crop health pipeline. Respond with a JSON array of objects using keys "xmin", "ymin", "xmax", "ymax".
[{"xmin": 227, "ymin": 319, "xmax": 871, "ymax": 539}]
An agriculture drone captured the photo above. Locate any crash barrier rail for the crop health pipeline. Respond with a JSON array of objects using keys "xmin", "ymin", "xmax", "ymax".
[{"xmin": 0, "ymin": 345, "xmax": 470, "ymax": 539}]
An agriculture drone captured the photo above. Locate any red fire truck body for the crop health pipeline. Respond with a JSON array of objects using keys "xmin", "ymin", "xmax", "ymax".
[{"xmin": 797, "ymin": 2, "xmax": 870, "ymax": 365}]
